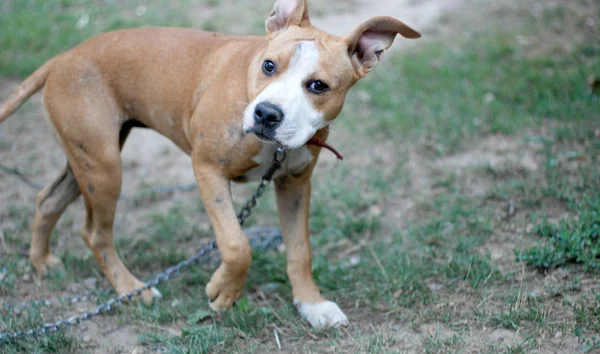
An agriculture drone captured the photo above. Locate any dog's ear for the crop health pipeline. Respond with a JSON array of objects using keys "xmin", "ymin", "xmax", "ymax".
[
  {"xmin": 265, "ymin": 0, "xmax": 311, "ymax": 36},
  {"xmin": 346, "ymin": 16, "xmax": 420, "ymax": 77}
]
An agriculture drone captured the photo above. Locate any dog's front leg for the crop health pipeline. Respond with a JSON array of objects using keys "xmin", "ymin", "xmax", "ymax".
[
  {"xmin": 193, "ymin": 163, "xmax": 251, "ymax": 311},
  {"xmin": 275, "ymin": 172, "xmax": 349, "ymax": 328}
]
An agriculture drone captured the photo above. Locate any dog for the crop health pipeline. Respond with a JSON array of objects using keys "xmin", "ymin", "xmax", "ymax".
[{"xmin": 0, "ymin": 0, "xmax": 419, "ymax": 328}]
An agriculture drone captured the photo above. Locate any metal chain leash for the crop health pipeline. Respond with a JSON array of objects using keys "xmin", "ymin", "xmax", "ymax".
[
  {"xmin": 0, "ymin": 146, "xmax": 287, "ymax": 344},
  {"xmin": 238, "ymin": 146, "xmax": 286, "ymax": 225},
  {"xmin": 2, "ymin": 288, "xmax": 108, "ymax": 314}
]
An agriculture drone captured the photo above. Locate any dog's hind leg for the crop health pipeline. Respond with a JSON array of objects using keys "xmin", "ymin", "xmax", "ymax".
[
  {"xmin": 40, "ymin": 64, "xmax": 160, "ymax": 304},
  {"xmin": 63, "ymin": 123, "xmax": 160, "ymax": 304},
  {"xmin": 68, "ymin": 122, "xmax": 160, "ymax": 304},
  {"xmin": 30, "ymin": 163, "xmax": 81, "ymax": 277},
  {"xmin": 30, "ymin": 116, "xmax": 135, "ymax": 278}
]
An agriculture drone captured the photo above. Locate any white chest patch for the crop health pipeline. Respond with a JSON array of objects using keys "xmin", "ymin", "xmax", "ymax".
[{"xmin": 240, "ymin": 144, "xmax": 313, "ymax": 182}]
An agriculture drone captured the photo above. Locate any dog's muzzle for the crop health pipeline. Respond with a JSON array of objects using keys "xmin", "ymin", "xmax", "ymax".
[{"xmin": 246, "ymin": 101, "xmax": 284, "ymax": 142}]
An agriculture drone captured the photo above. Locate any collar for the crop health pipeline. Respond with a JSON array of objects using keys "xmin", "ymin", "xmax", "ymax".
[{"xmin": 306, "ymin": 138, "xmax": 343, "ymax": 160}]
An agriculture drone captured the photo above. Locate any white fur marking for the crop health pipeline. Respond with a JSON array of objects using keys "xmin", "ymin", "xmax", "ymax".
[
  {"xmin": 240, "ymin": 144, "xmax": 313, "ymax": 182},
  {"xmin": 295, "ymin": 300, "xmax": 349, "ymax": 328},
  {"xmin": 243, "ymin": 41, "xmax": 324, "ymax": 148},
  {"xmin": 151, "ymin": 287, "xmax": 163, "ymax": 299}
]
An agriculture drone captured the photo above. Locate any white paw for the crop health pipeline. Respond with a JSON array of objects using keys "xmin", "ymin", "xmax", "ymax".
[
  {"xmin": 151, "ymin": 287, "xmax": 163, "ymax": 299},
  {"xmin": 295, "ymin": 300, "xmax": 349, "ymax": 328}
]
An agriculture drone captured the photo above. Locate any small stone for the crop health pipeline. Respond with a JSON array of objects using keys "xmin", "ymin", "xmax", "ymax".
[
  {"xmin": 131, "ymin": 347, "xmax": 145, "ymax": 354},
  {"xmin": 135, "ymin": 6, "xmax": 147, "ymax": 17},
  {"xmin": 167, "ymin": 328, "xmax": 182, "ymax": 337},
  {"xmin": 586, "ymin": 17, "xmax": 596, "ymax": 27},
  {"xmin": 22, "ymin": 273, "xmax": 32, "ymax": 283},
  {"xmin": 84, "ymin": 277, "xmax": 97, "ymax": 290},
  {"xmin": 369, "ymin": 205, "xmax": 382, "ymax": 217},
  {"xmin": 428, "ymin": 283, "xmax": 442, "ymax": 292},
  {"xmin": 83, "ymin": 335, "xmax": 91, "ymax": 342},
  {"xmin": 357, "ymin": 90, "xmax": 371, "ymax": 103},
  {"xmin": 491, "ymin": 248, "xmax": 503, "ymax": 261},
  {"xmin": 525, "ymin": 224, "xmax": 534, "ymax": 233},
  {"xmin": 349, "ymin": 256, "xmax": 361, "ymax": 266},
  {"xmin": 171, "ymin": 299, "xmax": 183, "ymax": 308},
  {"xmin": 516, "ymin": 35, "xmax": 528, "ymax": 45},
  {"xmin": 75, "ymin": 13, "xmax": 89, "ymax": 30},
  {"xmin": 484, "ymin": 92, "xmax": 495, "ymax": 103}
]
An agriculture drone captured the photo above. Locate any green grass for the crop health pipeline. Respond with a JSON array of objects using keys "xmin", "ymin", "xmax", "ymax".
[
  {"xmin": 343, "ymin": 24, "xmax": 600, "ymax": 156},
  {"xmin": 0, "ymin": 0, "xmax": 279, "ymax": 78},
  {"xmin": 1, "ymin": 0, "xmax": 600, "ymax": 352},
  {"xmin": 0, "ymin": 0, "xmax": 184, "ymax": 77},
  {"xmin": 0, "ymin": 0, "xmax": 347, "ymax": 78},
  {"xmin": 516, "ymin": 194, "xmax": 600, "ymax": 270},
  {"xmin": 0, "ymin": 302, "xmax": 79, "ymax": 354}
]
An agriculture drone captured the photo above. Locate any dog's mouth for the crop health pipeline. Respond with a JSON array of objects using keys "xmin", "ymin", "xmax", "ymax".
[
  {"xmin": 246, "ymin": 127, "xmax": 279, "ymax": 144},
  {"xmin": 254, "ymin": 132, "xmax": 274, "ymax": 141}
]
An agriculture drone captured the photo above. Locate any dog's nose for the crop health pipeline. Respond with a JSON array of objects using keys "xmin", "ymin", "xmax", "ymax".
[{"xmin": 254, "ymin": 102, "xmax": 284, "ymax": 128}]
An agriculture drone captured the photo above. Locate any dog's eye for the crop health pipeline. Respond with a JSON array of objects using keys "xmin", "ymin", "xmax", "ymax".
[
  {"xmin": 307, "ymin": 80, "xmax": 329, "ymax": 94},
  {"xmin": 262, "ymin": 60, "xmax": 276, "ymax": 76}
]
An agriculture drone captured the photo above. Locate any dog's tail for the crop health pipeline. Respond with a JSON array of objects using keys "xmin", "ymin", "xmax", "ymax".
[{"xmin": 0, "ymin": 57, "xmax": 56, "ymax": 124}]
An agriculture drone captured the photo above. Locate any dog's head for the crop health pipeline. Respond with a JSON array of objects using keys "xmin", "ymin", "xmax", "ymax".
[{"xmin": 243, "ymin": 0, "xmax": 420, "ymax": 148}]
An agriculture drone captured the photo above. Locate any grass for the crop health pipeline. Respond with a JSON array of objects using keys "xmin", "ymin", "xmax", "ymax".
[
  {"xmin": 1, "ymin": 0, "xmax": 599, "ymax": 352},
  {"xmin": 0, "ymin": 0, "xmax": 349, "ymax": 78},
  {"xmin": 0, "ymin": 0, "xmax": 274, "ymax": 78},
  {"xmin": 343, "ymin": 27, "xmax": 599, "ymax": 156},
  {"xmin": 0, "ymin": 0, "xmax": 182, "ymax": 77},
  {"xmin": 516, "ymin": 194, "xmax": 600, "ymax": 270}
]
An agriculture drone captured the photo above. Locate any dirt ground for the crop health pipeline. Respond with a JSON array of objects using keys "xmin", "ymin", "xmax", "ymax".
[{"xmin": 0, "ymin": 0, "xmax": 595, "ymax": 353}]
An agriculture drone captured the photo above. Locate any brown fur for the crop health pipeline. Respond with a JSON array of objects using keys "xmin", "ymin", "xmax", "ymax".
[{"xmin": 0, "ymin": 0, "xmax": 419, "ymax": 323}]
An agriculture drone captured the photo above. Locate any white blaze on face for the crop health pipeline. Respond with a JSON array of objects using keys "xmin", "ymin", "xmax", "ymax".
[{"xmin": 243, "ymin": 41, "xmax": 325, "ymax": 148}]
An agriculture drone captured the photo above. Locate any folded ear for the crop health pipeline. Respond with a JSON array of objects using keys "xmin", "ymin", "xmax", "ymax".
[
  {"xmin": 346, "ymin": 16, "xmax": 421, "ymax": 77},
  {"xmin": 265, "ymin": 0, "xmax": 311, "ymax": 37}
]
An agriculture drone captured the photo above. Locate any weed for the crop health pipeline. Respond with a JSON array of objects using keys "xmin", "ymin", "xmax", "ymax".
[{"xmin": 516, "ymin": 194, "xmax": 600, "ymax": 270}]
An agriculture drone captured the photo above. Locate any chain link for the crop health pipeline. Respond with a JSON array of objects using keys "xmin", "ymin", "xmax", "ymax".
[
  {"xmin": 0, "ymin": 146, "xmax": 286, "ymax": 344},
  {"xmin": 238, "ymin": 146, "xmax": 286, "ymax": 225}
]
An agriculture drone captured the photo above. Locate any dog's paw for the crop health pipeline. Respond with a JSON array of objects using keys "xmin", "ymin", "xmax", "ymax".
[
  {"xmin": 147, "ymin": 287, "xmax": 163, "ymax": 301},
  {"xmin": 136, "ymin": 287, "xmax": 163, "ymax": 305},
  {"xmin": 31, "ymin": 254, "xmax": 64, "ymax": 278},
  {"xmin": 295, "ymin": 300, "xmax": 349, "ymax": 328},
  {"xmin": 135, "ymin": 287, "xmax": 162, "ymax": 305},
  {"xmin": 120, "ymin": 284, "xmax": 162, "ymax": 305},
  {"xmin": 207, "ymin": 290, "xmax": 242, "ymax": 312},
  {"xmin": 206, "ymin": 264, "xmax": 246, "ymax": 311}
]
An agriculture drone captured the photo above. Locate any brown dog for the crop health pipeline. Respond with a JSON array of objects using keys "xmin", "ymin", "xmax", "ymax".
[{"xmin": 0, "ymin": 0, "xmax": 419, "ymax": 327}]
